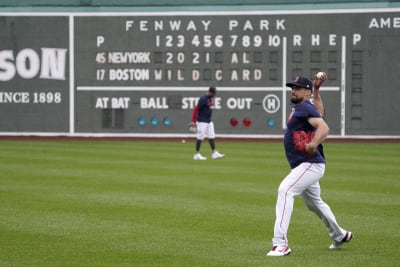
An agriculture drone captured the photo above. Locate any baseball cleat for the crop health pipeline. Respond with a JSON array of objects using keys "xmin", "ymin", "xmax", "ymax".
[
  {"xmin": 266, "ymin": 245, "xmax": 292, "ymax": 256},
  {"xmin": 193, "ymin": 153, "xmax": 207, "ymax": 160},
  {"xmin": 212, "ymin": 151, "xmax": 224, "ymax": 159},
  {"xmin": 329, "ymin": 231, "xmax": 353, "ymax": 250}
]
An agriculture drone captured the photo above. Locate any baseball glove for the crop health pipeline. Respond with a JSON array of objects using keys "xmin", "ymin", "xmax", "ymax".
[
  {"xmin": 293, "ymin": 131, "xmax": 315, "ymax": 153},
  {"xmin": 188, "ymin": 122, "xmax": 197, "ymax": 133}
]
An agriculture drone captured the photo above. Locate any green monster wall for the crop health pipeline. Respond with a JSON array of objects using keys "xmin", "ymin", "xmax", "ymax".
[{"xmin": 0, "ymin": 1, "xmax": 399, "ymax": 137}]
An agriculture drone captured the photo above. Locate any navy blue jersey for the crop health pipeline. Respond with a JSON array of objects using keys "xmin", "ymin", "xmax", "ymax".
[
  {"xmin": 284, "ymin": 101, "xmax": 325, "ymax": 169},
  {"xmin": 196, "ymin": 95, "xmax": 214, "ymax": 123}
]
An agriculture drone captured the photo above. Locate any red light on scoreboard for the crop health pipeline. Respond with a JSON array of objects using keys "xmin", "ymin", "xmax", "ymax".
[
  {"xmin": 230, "ymin": 118, "xmax": 238, "ymax": 127},
  {"xmin": 243, "ymin": 118, "xmax": 252, "ymax": 127}
]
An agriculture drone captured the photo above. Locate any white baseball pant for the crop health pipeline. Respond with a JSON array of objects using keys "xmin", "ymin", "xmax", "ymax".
[
  {"xmin": 272, "ymin": 162, "xmax": 346, "ymax": 246},
  {"xmin": 196, "ymin": 122, "xmax": 215, "ymax": 140}
]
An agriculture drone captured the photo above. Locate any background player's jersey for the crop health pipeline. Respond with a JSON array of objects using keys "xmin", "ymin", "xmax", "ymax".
[
  {"xmin": 195, "ymin": 95, "xmax": 214, "ymax": 123},
  {"xmin": 284, "ymin": 100, "xmax": 325, "ymax": 169}
]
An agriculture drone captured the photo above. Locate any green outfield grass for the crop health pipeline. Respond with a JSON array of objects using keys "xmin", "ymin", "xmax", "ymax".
[{"xmin": 0, "ymin": 140, "xmax": 399, "ymax": 267}]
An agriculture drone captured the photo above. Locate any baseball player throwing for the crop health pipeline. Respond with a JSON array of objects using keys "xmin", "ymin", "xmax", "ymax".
[
  {"xmin": 191, "ymin": 86, "xmax": 224, "ymax": 160},
  {"xmin": 266, "ymin": 74, "xmax": 353, "ymax": 256}
]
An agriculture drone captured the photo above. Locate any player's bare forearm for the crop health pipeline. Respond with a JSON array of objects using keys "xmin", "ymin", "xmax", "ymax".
[
  {"xmin": 311, "ymin": 122, "xmax": 329, "ymax": 146},
  {"xmin": 313, "ymin": 72, "xmax": 327, "ymax": 117},
  {"xmin": 306, "ymin": 117, "xmax": 329, "ymax": 154},
  {"xmin": 191, "ymin": 105, "xmax": 199, "ymax": 125},
  {"xmin": 313, "ymin": 89, "xmax": 324, "ymax": 117}
]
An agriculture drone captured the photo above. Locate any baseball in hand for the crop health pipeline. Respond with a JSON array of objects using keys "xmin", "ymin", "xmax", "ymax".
[{"xmin": 316, "ymin": 72, "xmax": 326, "ymax": 80}]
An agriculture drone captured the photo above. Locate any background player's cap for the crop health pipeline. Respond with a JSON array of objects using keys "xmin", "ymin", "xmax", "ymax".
[
  {"xmin": 286, "ymin": 76, "xmax": 313, "ymax": 91},
  {"xmin": 208, "ymin": 86, "xmax": 217, "ymax": 96}
]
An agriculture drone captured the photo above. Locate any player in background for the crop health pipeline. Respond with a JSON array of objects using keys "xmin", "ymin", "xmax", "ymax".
[
  {"xmin": 191, "ymin": 87, "xmax": 224, "ymax": 160},
  {"xmin": 266, "ymin": 73, "xmax": 353, "ymax": 256}
]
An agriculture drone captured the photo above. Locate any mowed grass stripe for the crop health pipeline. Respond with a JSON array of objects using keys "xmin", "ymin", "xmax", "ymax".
[{"xmin": 0, "ymin": 140, "xmax": 399, "ymax": 266}]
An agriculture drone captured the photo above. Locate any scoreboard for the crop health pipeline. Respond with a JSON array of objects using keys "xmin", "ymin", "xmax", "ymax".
[{"xmin": 1, "ymin": 10, "xmax": 400, "ymax": 136}]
